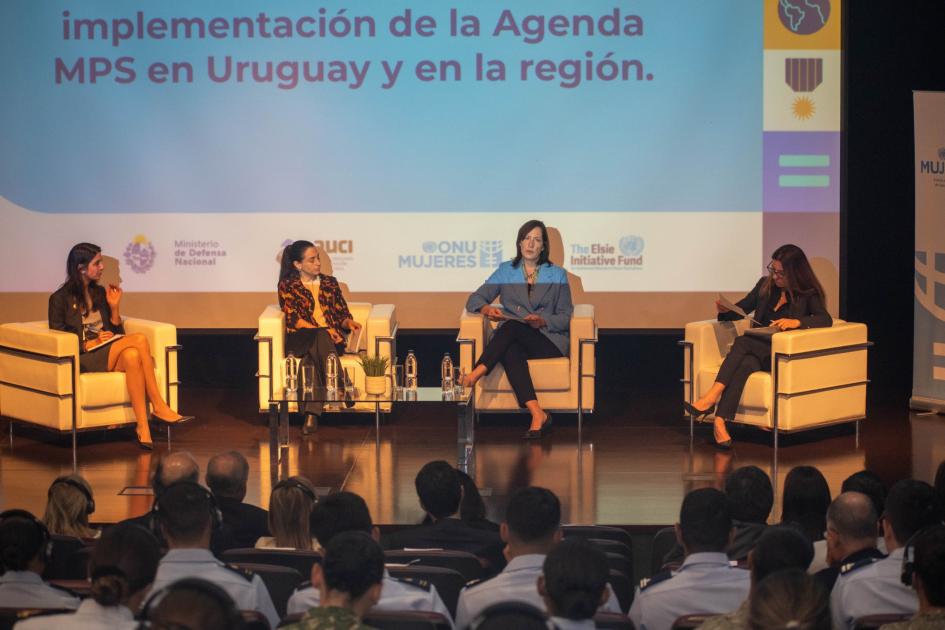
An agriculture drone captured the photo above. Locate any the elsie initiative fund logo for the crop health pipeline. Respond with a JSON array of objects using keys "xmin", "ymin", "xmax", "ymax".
[
  {"xmin": 123, "ymin": 235, "xmax": 156, "ymax": 274},
  {"xmin": 398, "ymin": 240, "xmax": 503, "ymax": 269},
  {"xmin": 569, "ymin": 235, "xmax": 644, "ymax": 269}
]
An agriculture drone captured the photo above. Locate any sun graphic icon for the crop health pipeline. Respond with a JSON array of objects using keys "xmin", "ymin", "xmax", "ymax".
[{"xmin": 792, "ymin": 97, "xmax": 816, "ymax": 120}]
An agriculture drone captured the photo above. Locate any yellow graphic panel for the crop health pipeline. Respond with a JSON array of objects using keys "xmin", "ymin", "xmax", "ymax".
[{"xmin": 765, "ymin": 0, "xmax": 841, "ymax": 50}]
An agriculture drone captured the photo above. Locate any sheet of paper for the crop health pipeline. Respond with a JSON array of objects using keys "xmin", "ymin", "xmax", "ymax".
[
  {"xmin": 717, "ymin": 294, "xmax": 762, "ymax": 326},
  {"xmin": 344, "ymin": 326, "xmax": 364, "ymax": 354}
]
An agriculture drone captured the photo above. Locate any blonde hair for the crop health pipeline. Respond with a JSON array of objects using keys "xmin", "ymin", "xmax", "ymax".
[
  {"xmin": 268, "ymin": 476, "xmax": 317, "ymax": 550},
  {"xmin": 43, "ymin": 474, "xmax": 97, "ymax": 538},
  {"xmin": 749, "ymin": 569, "xmax": 830, "ymax": 630}
]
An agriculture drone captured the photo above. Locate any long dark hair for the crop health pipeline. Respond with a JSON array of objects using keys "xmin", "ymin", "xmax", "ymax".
[
  {"xmin": 762, "ymin": 244, "xmax": 826, "ymax": 303},
  {"xmin": 279, "ymin": 240, "xmax": 315, "ymax": 283},
  {"xmin": 62, "ymin": 242, "xmax": 101, "ymax": 316},
  {"xmin": 781, "ymin": 466, "xmax": 832, "ymax": 542},
  {"xmin": 511, "ymin": 220, "xmax": 551, "ymax": 268},
  {"xmin": 89, "ymin": 523, "xmax": 161, "ymax": 607}
]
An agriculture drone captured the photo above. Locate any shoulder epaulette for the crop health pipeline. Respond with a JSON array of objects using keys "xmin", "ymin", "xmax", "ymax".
[
  {"xmin": 394, "ymin": 576, "xmax": 431, "ymax": 591},
  {"xmin": 463, "ymin": 574, "xmax": 496, "ymax": 590},
  {"xmin": 639, "ymin": 570, "xmax": 673, "ymax": 591},
  {"xmin": 840, "ymin": 556, "xmax": 880, "ymax": 576},
  {"xmin": 293, "ymin": 580, "xmax": 313, "ymax": 593},
  {"xmin": 224, "ymin": 562, "xmax": 256, "ymax": 582}
]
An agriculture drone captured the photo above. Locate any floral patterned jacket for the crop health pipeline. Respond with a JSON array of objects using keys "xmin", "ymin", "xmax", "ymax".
[{"xmin": 278, "ymin": 274, "xmax": 353, "ymax": 334}]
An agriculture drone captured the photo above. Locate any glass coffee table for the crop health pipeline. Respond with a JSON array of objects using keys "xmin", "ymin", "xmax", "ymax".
[{"xmin": 268, "ymin": 385, "xmax": 475, "ymax": 477}]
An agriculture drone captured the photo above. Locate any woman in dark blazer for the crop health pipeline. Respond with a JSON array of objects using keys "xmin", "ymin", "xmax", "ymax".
[
  {"xmin": 463, "ymin": 220, "xmax": 573, "ymax": 439},
  {"xmin": 684, "ymin": 244, "xmax": 832, "ymax": 448},
  {"xmin": 278, "ymin": 240, "xmax": 361, "ymax": 435},
  {"xmin": 49, "ymin": 243, "xmax": 189, "ymax": 449}
]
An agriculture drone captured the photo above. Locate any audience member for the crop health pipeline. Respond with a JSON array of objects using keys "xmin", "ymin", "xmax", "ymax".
[
  {"xmin": 813, "ymin": 492, "xmax": 884, "ymax": 591},
  {"xmin": 699, "ymin": 525, "xmax": 815, "ymax": 630},
  {"xmin": 456, "ymin": 487, "xmax": 620, "ymax": 629},
  {"xmin": 142, "ymin": 577, "xmax": 246, "ymax": 630},
  {"xmin": 287, "ymin": 491, "xmax": 452, "ymax": 623},
  {"xmin": 0, "ymin": 509, "xmax": 79, "ymax": 610},
  {"xmin": 255, "ymin": 476, "xmax": 319, "ymax": 550},
  {"xmin": 118, "ymin": 451, "xmax": 238, "ymax": 554},
  {"xmin": 383, "ymin": 460, "xmax": 505, "ymax": 572},
  {"xmin": 725, "ymin": 466, "xmax": 774, "ymax": 561},
  {"xmin": 539, "ymin": 538, "xmax": 610, "ymax": 630},
  {"xmin": 781, "ymin": 465, "xmax": 831, "ymax": 543},
  {"xmin": 629, "ymin": 488, "xmax": 750, "ymax": 630},
  {"xmin": 880, "ymin": 524, "xmax": 945, "ymax": 630},
  {"xmin": 149, "ymin": 481, "xmax": 279, "ymax": 628},
  {"xmin": 15, "ymin": 522, "xmax": 161, "ymax": 629},
  {"xmin": 281, "ymin": 531, "xmax": 384, "ymax": 630},
  {"xmin": 748, "ymin": 569, "xmax": 830, "ymax": 630},
  {"xmin": 206, "ymin": 450, "xmax": 270, "ymax": 548},
  {"xmin": 458, "ymin": 469, "xmax": 500, "ymax": 533},
  {"xmin": 469, "ymin": 602, "xmax": 551, "ymax": 630},
  {"xmin": 832, "ymin": 479, "xmax": 945, "ymax": 630},
  {"xmin": 42, "ymin": 474, "xmax": 99, "ymax": 539}
]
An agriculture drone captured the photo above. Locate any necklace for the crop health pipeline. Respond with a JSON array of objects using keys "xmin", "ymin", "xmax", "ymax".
[{"xmin": 524, "ymin": 265, "xmax": 537, "ymax": 283}]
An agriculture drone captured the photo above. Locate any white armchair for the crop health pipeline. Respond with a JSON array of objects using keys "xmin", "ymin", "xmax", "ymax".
[
  {"xmin": 458, "ymin": 304, "xmax": 597, "ymax": 427},
  {"xmin": 0, "ymin": 318, "xmax": 180, "ymax": 467},
  {"xmin": 256, "ymin": 303, "xmax": 397, "ymax": 414},
  {"xmin": 681, "ymin": 318, "xmax": 870, "ymax": 449}
]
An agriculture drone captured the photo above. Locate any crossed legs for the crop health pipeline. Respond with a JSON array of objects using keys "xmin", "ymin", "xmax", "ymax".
[{"xmin": 107, "ymin": 333, "xmax": 183, "ymax": 444}]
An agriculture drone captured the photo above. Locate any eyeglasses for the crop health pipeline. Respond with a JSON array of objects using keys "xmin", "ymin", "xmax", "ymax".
[{"xmin": 766, "ymin": 263, "xmax": 786, "ymax": 278}]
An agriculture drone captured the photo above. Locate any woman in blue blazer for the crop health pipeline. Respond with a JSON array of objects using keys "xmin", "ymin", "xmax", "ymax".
[{"xmin": 464, "ymin": 220, "xmax": 573, "ymax": 438}]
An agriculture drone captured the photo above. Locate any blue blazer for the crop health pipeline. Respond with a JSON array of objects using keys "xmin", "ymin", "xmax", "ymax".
[{"xmin": 465, "ymin": 261, "xmax": 573, "ymax": 355}]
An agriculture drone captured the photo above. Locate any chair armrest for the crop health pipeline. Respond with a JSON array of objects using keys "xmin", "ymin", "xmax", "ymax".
[
  {"xmin": 770, "ymin": 322, "xmax": 868, "ymax": 356},
  {"xmin": 367, "ymin": 304, "xmax": 396, "ymax": 359},
  {"xmin": 124, "ymin": 317, "xmax": 179, "ymax": 410},
  {"xmin": 458, "ymin": 310, "xmax": 486, "ymax": 370},
  {"xmin": 257, "ymin": 306, "xmax": 285, "ymax": 408},
  {"xmin": 0, "ymin": 322, "xmax": 80, "ymax": 358},
  {"xmin": 569, "ymin": 304, "xmax": 596, "ymax": 382}
]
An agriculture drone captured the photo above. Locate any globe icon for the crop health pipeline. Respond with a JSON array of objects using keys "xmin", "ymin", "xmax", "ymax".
[
  {"xmin": 619, "ymin": 236, "xmax": 645, "ymax": 257},
  {"xmin": 422, "ymin": 241, "xmax": 436, "ymax": 254},
  {"xmin": 778, "ymin": 0, "xmax": 830, "ymax": 36}
]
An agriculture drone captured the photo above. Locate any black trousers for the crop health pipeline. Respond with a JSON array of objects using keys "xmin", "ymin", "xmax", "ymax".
[
  {"xmin": 715, "ymin": 334, "xmax": 772, "ymax": 420},
  {"xmin": 285, "ymin": 328, "xmax": 345, "ymax": 416},
  {"xmin": 477, "ymin": 320, "xmax": 563, "ymax": 407}
]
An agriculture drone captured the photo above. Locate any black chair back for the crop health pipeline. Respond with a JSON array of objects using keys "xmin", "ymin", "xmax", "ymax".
[
  {"xmin": 387, "ymin": 564, "xmax": 466, "ymax": 618},
  {"xmin": 854, "ymin": 614, "xmax": 913, "ymax": 630},
  {"xmin": 241, "ymin": 609, "xmax": 272, "ymax": 630},
  {"xmin": 228, "ymin": 562, "xmax": 303, "ymax": 619},
  {"xmin": 562, "ymin": 525, "xmax": 633, "ymax": 546},
  {"xmin": 384, "ymin": 550, "xmax": 484, "ymax": 581},
  {"xmin": 363, "ymin": 610, "xmax": 452, "ymax": 630},
  {"xmin": 43, "ymin": 535, "xmax": 90, "ymax": 580},
  {"xmin": 222, "ymin": 548, "xmax": 322, "ymax": 581},
  {"xmin": 0, "ymin": 608, "xmax": 73, "ymax": 630},
  {"xmin": 594, "ymin": 611, "xmax": 635, "ymax": 629},
  {"xmin": 608, "ymin": 568, "xmax": 633, "ymax": 613},
  {"xmin": 649, "ymin": 527, "xmax": 677, "ymax": 576}
]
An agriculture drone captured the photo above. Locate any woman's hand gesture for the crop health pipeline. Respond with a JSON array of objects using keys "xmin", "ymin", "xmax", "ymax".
[{"xmin": 106, "ymin": 284, "xmax": 123, "ymax": 309}]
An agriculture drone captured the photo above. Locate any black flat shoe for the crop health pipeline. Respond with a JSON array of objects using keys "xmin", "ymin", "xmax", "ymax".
[
  {"xmin": 683, "ymin": 401, "xmax": 716, "ymax": 420},
  {"xmin": 525, "ymin": 413, "xmax": 553, "ymax": 439},
  {"xmin": 302, "ymin": 413, "xmax": 320, "ymax": 436},
  {"xmin": 711, "ymin": 437, "xmax": 733, "ymax": 451}
]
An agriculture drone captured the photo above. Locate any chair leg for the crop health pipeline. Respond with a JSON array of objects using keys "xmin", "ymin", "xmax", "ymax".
[{"xmin": 167, "ymin": 425, "xmax": 171, "ymax": 449}]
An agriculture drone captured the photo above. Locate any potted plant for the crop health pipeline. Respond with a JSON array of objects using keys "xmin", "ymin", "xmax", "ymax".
[{"xmin": 359, "ymin": 355, "xmax": 390, "ymax": 395}]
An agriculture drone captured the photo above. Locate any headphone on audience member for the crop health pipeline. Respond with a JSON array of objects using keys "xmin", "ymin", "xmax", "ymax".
[
  {"xmin": 139, "ymin": 577, "xmax": 245, "ymax": 630},
  {"xmin": 49, "ymin": 476, "xmax": 96, "ymax": 515},
  {"xmin": 149, "ymin": 482, "xmax": 223, "ymax": 538},
  {"xmin": 0, "ymin": 509, "xmax": 53, "ymax": 565},
  {"xmin": 273, "ymin": 478, "xmax": 317, "ymax": 504},
  {"xmin": 900, "ymin": 528, "xmax": 926, "ymax": 587}
]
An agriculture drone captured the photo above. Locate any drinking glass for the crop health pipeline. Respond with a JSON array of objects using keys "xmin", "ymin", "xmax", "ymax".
[
  {"xmin": 301, "ymin": 363, "xmax": 315, "ymax": 395},
  {"xmin": 393, "ymin": 364, "xmax": 405, "ymax": 396}
]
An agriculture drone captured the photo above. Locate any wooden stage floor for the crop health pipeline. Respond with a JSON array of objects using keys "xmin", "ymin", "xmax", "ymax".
[{"xmin": 2, "ymin": 383, "xmax": 940, "ymax": 528}]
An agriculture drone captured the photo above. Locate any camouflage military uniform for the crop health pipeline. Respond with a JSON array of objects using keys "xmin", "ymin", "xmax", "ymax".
[
  {"xmin": 880, "ymin": 610, "xmax": 945, "ymax": 629},
  {"xmin": 281, "ymin": 606, "xmax": 379, "ymax": 630}
]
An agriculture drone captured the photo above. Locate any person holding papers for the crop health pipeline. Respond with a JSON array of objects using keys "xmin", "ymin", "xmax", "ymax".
[
  {"xmin": 49, "ymin": 243, "xmax": 190, "ymax": 450},
  {"xmin": 278, "ymin": 240, "xmax": 361, "ymax": 435},
  {"xmin": 684, "ymin": 244, "xmax": 832, "ymax": 449},
  {"xmin": 463, "ymin": 220, "xmax": 573, "ymax": 439}
]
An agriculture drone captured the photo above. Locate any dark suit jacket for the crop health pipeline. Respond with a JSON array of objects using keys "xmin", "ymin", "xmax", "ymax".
[
  {"xmin": 48, "ymin": 284, "xmax": 124, "ymax": 350},
  {"xmin": 217, "ymin": 497, "xmax": 270, "ymax": 549},
  {"xmin": 382, "ymin": 517, "xmax": 506, "ymax": 574},
  {"xmin": 719, "ymin": 277, "xmax": 832, "ymax": 329},
  {"xmin": 116, "ymin": 510, "xmax": 240, "ymax": 557},
  {"xmin": 814, "ymin": 546, "xmax": 885, "ymax": 591}
]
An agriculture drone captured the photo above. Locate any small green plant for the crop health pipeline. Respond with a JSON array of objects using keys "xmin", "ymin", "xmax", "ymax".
[{"xmin": 359, "ymin": 355, "xmax": 390, "ymax": 377}]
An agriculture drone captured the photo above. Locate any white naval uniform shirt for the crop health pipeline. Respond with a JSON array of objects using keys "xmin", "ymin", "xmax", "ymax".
[
  {"xmin": 550, "ymin": 617, "xmax": 597, "ymax": 630},
  {"xmin": 0, "ymin": 571, "xmax": 80, "ymax": 611},
  {"xmin": 150, "ymin": 548, "xmax": 280, "ymax": 629},
  {"xmin": 831, "ymin": 547, "xmax": 918, "ymax": 630},
  {"xmin": 287, "ymin": 569, "xmax": 455, "ymax": 627},
  {"xmin": 14, "ymin": 599, "xmax": 136, "ymax": 630},
  {"xmin": 454, "ymin": 554, "xmax": 622, "ymax": 630},
  {"xmin": 628, "ymin": 552, "xmax": 750, "ymax": 630}
]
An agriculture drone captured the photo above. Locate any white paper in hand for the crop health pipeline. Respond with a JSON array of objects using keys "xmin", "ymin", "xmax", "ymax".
[{"xmin": 717, "ymin": 294, "xmax": 763, "ymax": 326}]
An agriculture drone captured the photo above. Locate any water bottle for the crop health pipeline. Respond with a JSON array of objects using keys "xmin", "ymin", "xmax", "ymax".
[
  {"xmin": 441, "ymin": 353, "xmax": 454, "ymax": 393},
  {"xmin": 325, "ymin": 352, "xmax": 339, "ymax": 394},
  {"xmin": 405, "ymin": 350, "xmax": 418, "ymax": 391},
  {"xmin": 284, "ymin": 352, "xmax": 299, "ymax": 393}
]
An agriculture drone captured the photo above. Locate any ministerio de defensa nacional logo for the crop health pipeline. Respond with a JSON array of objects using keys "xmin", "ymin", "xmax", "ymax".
[{"xmin": 124, "ymin": 235, "xmax": 156, "ymax": 274}]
